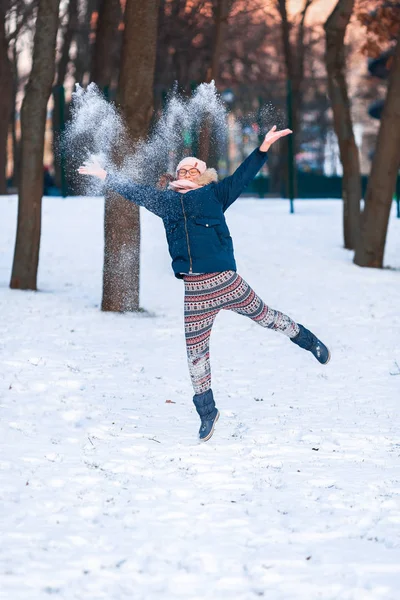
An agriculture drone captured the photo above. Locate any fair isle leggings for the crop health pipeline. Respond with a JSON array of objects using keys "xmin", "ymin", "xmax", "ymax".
[{"xmin": 183, "ymin": 271, "xmax": 300, "ymax": 395}]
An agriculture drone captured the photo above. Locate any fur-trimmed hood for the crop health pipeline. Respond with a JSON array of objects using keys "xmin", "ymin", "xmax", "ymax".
[{"xmin": 194, "ymin": 168, "xmax": 218, "ymax": 186}]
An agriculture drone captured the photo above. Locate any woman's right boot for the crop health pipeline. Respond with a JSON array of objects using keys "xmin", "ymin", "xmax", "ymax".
[{"xmin": 193, "ymin": 389, "xmax": 220, "ymax": 442}]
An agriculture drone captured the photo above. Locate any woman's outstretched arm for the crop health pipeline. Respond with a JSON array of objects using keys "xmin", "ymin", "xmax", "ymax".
[
  {"xmin": 78, "ymin": 157, "xmax": 166, "ymax": 218},
  {"xmin": 215, "ymin": 126, "xmax": 292, "ymax": 212}
]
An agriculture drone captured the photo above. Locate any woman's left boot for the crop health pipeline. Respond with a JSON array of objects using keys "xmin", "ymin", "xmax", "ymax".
[
  {"xmin": 291, "ymin": 324, "xmax": 331, "ymax": 364},
  {"xmin": 193, "ymin": 389, "xmax": 220, "ymax": 442}
]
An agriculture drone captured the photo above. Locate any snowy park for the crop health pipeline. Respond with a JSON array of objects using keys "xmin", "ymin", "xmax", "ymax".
[
  {"xmin": 2, "ymin": 0, "xmax": 400, "ymax": 598},
  {"xmin": 1, "ymin": 195, "xmax": 400, "ymax": 599}
]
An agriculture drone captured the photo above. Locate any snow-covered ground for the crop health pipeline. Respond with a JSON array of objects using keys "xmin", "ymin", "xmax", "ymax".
[{"xmin": 1, "ymin": 195, "xmax": 399, "ymax": 600}]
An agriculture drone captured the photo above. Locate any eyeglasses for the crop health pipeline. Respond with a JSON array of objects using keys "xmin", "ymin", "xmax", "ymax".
[{"xmin": 177, "ymin": 168, "xmax": 200, "ymax": 177}]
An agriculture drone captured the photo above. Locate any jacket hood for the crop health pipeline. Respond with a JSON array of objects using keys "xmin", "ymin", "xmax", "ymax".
[{"xmin": 195, "ymin": 168, "xmax": 218, "ymax": 186}]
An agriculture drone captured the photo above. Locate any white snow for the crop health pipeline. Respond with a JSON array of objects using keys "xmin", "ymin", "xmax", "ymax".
[
  {"xmin": 65, "ymin": 82, "xmax": 227, "ymax": 193},
  {"xmin": 1, "ymin": 195, "xmax": 399, "ymax": 600}
]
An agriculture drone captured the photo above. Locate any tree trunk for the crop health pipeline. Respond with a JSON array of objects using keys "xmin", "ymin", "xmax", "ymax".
[
  {"xmin": 101, "ymin": 0, "xmax": 160, "ymax": 312},
  {"xmin": 56, "ymin": 0, "xmax": 78, "ymax": 86},
  {"xmin": 53, "ymin": 0, "xmax": 78, "ymax": 189},
  {"xmin": 354, "ymin": 33, "xmax": 400, "ymax": 268},
  {"xmin": 0, "ymin": 2, "xmax": 13, "ymax": 194},
  {"xmin": 10, "ymin": 0, "xmax": 60, "ymax": 291},
  {"xmin": 91, "ymin": 0, "xmax": 121, "ymax": 90},
  {"xmin": 11, "ymin": 42, "xmax": 20, "ymax": 188},
  {"xmin": 276, "ymin": 0, "xmax": 312, "ymax": 198},
  {"xmin": 325, "ymin": 0, "xmax": 361, "ymax": 250},
  {"xmin": 73, "ymin": 0, "xmax": 98, "ymax": 86},
  {"xmin": 199, "ymin": 0, "xmax": 231, "ymax": 164},
  {"xmin": 207, "ymin": 0, "xmax": 231, "ymax": 85},
  {"xmin": 277, "ymin": 0, "xmax": 297, "ymax": 132},
  {"xmin": 294, "ymin": 0, "xmax": 312, "ymax": 128}
]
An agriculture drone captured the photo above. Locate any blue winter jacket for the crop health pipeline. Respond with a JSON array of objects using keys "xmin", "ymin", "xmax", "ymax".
[{"xmin": 105, "ymin": 148, "xmax": 268, "ymax": 278}]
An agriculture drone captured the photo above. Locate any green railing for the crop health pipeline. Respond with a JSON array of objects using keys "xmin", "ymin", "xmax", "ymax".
[{"xmin": 247, "ymin": 173, "xmax": 400, "ymax": 218}]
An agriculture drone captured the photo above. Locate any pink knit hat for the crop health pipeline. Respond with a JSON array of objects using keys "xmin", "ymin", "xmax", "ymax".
[{"xmin": 176, "ymin": 156, "xmax": 207, "ymax": 175}]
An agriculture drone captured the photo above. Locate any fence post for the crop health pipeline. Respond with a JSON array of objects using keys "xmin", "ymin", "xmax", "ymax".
[
  {"xmin": 397, "ymin": 174, "xmax": 400, "ymax": 219},
  {"xmin": 257, "ymin": 96, "xmax": 265, "ymax": 198},
  {"xmin": 58, "ymin": 85, "xmax": 67, "ymax": 198},
  {"xmin": 286, "ymin": 79, "xmax": 295, "ymax": 214}
]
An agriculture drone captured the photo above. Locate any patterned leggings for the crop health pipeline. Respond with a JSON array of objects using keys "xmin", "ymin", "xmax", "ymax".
[{"xmin": 184, "ymin": 271, "xmax": 300, "ymax": 394}]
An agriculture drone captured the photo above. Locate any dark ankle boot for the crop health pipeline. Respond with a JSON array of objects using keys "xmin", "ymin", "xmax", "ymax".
[
  {"xmin": 291, "ymin": 324, "xmax": 331, "ymax": 365},
  {"xmin": 193, "ymin": 389, "xmax": 220, "ymax": 442}
]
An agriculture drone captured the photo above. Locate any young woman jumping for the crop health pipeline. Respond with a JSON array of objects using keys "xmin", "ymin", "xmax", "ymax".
[{"xmin": 78, "ymin": 126, "xmax": 330, "ymax": 442}]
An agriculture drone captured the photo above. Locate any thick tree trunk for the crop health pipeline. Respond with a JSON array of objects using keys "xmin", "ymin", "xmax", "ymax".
[
  {"xmin": 208, "ymin": 0, "xmax": 231, "ymax": 85},
  {"xmin": 354, "ymin": 34, "xmax": 400, "ymax": 268},
  {"xmin": 91, "ymin": 0, "xmax": 121, "ymax": 90},
  {"xmin": 325, "ymin": 0, "xmax": 361, "ymax": 250},
  {"xmin": 73, "ymin": 0, "xmax": 98, "ymax": 85},
  {"xmin": 0, "ymin": 3, "xmax": 13, "ymax": 194},
  {"xmin": 10, "ymin": 0, "xmax": 60, "ymax": 290},
  {"xmin": 52, "ymin": 0, "xmax": 78, "ymax": 189},
  {"xmin": 199, "ymin": 0, "xmax": 231, "ymax": 164},
  {"xmin": 11, "ymin": 43, "xmax": 20, "ymax": 188},
  {"xmin": 101, "ymin": 0, "xmax": 159, "ymax": 312}
]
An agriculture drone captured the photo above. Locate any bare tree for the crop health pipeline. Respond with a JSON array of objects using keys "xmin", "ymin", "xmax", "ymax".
[
  {"xmin": 276, "ymin": 0, "xmax": 313, "ymax": 145},
  {"xmin": 10, "ymin": 0, "xmax": 60, "ymax": 290},
  {"xmin": 102, "ymin": 0, "xmax": 160, "ymax": 312},
  {"xmin": 199, "ymin": 0, "xmax": 234, "ymax": 163},
  {"xmin": 73, "ymin": 0, "xmax": 98, "ymax": 86},
  {"xmin": 0, "ymin": 0, "xmax": 13, "ymax": 193},
  {"xmin": 53, "ymin": 0, "xmax": 78, "ymax": 189},
  {"xmin": 272, "ymin": 0, "xmax": 314, "ymax": 195},
  {"xmin": 354, "ymin": 31, "xmax": 400, "ymax": 267},
  {"xmin": 208, "ymin": 0, "xmax": 233, "ymax": 84},
  {"xmin": 325, "ymin": 0, "xmax": 361, "ymax": 250},
  {"xmin": 5, "ymin": 1, "xmax": 39, "ymax": 189},
  {"xmin": 55, "ymin": 0, "xmax": 78, "ymax": 86},
  {"xmin": 91, "ymin": 0, "xmax": 121, "ymax": 91},
  {"xmin": 154, "ymin": 0, "xmax": 275, "ymax": 99},
  {"xmin": 10, "ymin": 40, "xmax": 20, "ymax": 186}
]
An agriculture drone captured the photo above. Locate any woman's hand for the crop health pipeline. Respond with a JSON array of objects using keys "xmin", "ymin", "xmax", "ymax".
[
  {"xmin": 77, "ymin": 156, "xmax": 107, "ymax": 180},
  {"xmin": 259, "ymin": 125, "xmax": 292, "ymax": 152}
]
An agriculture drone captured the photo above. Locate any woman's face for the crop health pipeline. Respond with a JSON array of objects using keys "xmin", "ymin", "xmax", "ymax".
[{"xmin": 177, "ymin": 166, "xmax": 201, "ymax": 182}]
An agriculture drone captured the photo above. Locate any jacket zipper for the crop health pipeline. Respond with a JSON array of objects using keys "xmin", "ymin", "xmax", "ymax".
[{"xmin": 179, "ymin": 196, "xmax": 193, "ymax": 273}]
